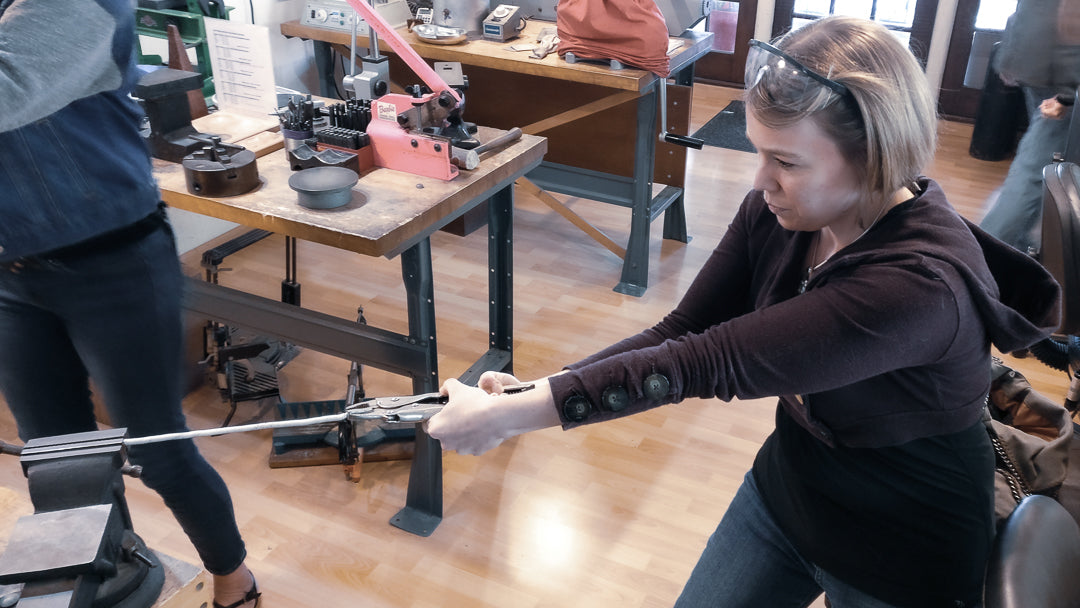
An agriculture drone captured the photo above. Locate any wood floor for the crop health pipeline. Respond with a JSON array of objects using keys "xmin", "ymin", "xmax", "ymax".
[{"xmin": 0, "ymin": 84, "xmax": 1065, "ymax": 608}]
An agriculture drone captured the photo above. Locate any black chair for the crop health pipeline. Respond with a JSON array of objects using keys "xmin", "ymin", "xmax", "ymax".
[
  {"xmin": 983, "ymin": 494, "xmax": 1080, "ymax": 608},
  {"xmin": 1041, "ymin": 162, "xmax": 1080, "ymax": 335},
  {"xmin": 1060, "ymin": 87, "xmax": 1080, "ymax": 165},
  {"xmin": 1032, "ymin": 161, "xmax": 1080, "ymax": 408}
]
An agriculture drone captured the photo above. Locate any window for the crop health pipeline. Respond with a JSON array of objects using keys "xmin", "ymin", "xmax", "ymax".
[
  {"xmin": 974, "ymin": 1, "xmax": 1016, "ymax": 30},
  {"xmin": 790, "ymin": 0, "xmax": 919, "ymax": 46}
]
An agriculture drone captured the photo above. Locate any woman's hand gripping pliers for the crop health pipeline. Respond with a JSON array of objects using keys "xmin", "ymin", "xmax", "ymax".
[
  {"xmin": 345, "ymin": 392, "xmax": 449, "ymax": 424},
  {"xmin": 344, "ymin": 383, "xmax": 535, "ymax": 424}
]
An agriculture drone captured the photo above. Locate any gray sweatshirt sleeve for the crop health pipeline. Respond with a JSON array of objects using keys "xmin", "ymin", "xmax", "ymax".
[{"xmin": 0, "ymin": 0, "xmax": 123, "ymax": 132}]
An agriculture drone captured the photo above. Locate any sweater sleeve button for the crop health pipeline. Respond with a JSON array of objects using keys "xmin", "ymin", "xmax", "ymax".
[
  {"xmin": 562, "ymin": 395, "xmax": 592, "ymax": 422},
  {"xmin": 642, "ymin": 373, "xmax": 670, "ymax": 401},
  {"xmin": 601, "ymin": 386, "xmax": 630, "ymax": 412}
]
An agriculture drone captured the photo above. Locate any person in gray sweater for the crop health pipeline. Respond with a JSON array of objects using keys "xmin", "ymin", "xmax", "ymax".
[
  {"xmin": 427, "ymin": 16, "xmax": 1061, "ymax": 608},
  {"xmin": 980, "ymin": 0, "xmax": 1080, "ymax": 252}
]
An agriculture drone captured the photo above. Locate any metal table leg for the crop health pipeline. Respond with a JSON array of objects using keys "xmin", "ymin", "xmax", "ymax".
[
  {"xmin": 488, "ymin": 185, "xmax": 513, "ymax": 371},
  {"xmin": 661, "ymin": 63, "xmax": 699, "ymax": 244},
  {"xmin": 312, "ymin": 40, "xmax": 336, "ymax": 98},
  {"xmin": 390, "ymin": 238, "xmax": 442, "ymax": 536},
  {"xmin": 614, "ymin": 86, "xmax": 661, "ymax": 297}
]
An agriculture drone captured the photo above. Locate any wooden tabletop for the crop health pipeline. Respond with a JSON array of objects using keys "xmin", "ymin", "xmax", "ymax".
[
  {"xmin": 153, "ymin": 126, "xmax": 546, "ymax": 258},
  {"xmin": 279, "ymin": 19, "xmax": 713, "ymax": 93}
]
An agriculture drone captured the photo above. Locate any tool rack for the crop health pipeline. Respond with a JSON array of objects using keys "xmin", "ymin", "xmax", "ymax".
[{"xmin": 134, "ymin": 0, "xmax": 233, "ymax": 99}]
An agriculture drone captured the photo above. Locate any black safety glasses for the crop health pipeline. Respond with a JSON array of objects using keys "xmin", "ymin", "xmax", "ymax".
[{"xmin": 746, "ymin": 39, "xmax": 855, "ymax": 108}]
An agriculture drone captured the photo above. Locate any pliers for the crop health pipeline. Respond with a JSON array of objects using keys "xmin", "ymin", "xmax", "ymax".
[
  {"xmin": 346, "ymin": 392, "xmax": 448, "ymax": 424},
  {"xmin": 345, "ymin": 383, "xmax": 535, "ymax": 424}
]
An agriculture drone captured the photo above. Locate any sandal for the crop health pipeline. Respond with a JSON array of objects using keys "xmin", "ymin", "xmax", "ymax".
[{"xmin": 213, "ymin": 579, "xmax": 261, "ymax": 608}]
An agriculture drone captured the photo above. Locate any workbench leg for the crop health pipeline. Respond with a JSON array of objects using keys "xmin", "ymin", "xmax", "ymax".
[
  {"xmin": 614, "ymin": 87, "xmax": 660, "ymax": 297},
  {"xmin": 391, "ymin": 239, "xmax": 442, "ymax": 536},
  {"xmin": 312, "ymin": 40, "xmax": 337, "ymax": 99},
  {"xmin": 661, "ymin": 65, "xmax": 698, "ymax": 244},
  {"xmin": 661, "ymin": 192, "xmax": 689, "ymax": 243},
  {"xmin": 489, "ymin": 185, "xmax": 514, "ymax": 374}
]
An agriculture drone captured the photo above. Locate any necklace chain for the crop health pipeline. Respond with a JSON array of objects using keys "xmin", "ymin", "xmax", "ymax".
[{"xmin": 797, "ymin": 202, "xmax": 890, "ymax": 294}]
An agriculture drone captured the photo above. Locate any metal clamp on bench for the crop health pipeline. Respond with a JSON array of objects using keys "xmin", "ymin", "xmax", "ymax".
[{"xmin": 0, "ymin": 429, "xmax": 163, "ymax": 608}]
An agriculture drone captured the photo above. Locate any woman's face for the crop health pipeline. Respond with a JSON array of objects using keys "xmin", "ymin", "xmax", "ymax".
[{"xmin": 745, "ymin": 109, "xmax": 865, "ymax": 238}]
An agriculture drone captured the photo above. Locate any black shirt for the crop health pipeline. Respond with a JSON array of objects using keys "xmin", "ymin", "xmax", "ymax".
[{"xmin": 755, "ymin": 406, "xmax": 995, "ymax": 607}]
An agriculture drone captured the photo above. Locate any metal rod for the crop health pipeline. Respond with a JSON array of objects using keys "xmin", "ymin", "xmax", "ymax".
[
  {"xmin": 124, "ymin": 413, "xmax": 349, "ymax": 446},
  {"xmin": 350, "ymin": 13, "xmax": 359, "ymax": 77},
  {"xmin": 367, "ymin": 0, "xmax": 381, "ymax": 60}
]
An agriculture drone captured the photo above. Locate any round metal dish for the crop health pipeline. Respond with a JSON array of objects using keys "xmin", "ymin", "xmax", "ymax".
[
  {"xmin": 288, "ymin": 166, "xmax": 360, "ymax": 209},
  {"xmin": 411, "ymin": 24, "xmax": 468, "ymax": 45}
]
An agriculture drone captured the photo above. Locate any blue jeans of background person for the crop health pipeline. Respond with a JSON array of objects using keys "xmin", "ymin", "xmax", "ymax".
[
  {"xmin": 0, "ymin": 218, "xmax": 247, "ymax": 576},
  {"xmin": 980, "ymin": 85, "xmax": 1073, "ymax": 253},
  {"xmin": 674, "ymin": 472, "xmax": 902, "ymax": 608}
]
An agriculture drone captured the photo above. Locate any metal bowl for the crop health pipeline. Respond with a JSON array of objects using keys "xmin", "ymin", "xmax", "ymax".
[{"xmin": 288, "ymin": 166, "xmax": 360, "ymax": 209}]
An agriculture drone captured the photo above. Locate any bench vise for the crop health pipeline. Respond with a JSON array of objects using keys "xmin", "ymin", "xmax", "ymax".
[{"xmin": 0, "ymin": 429, "xmax": 164, "ymax": 608}]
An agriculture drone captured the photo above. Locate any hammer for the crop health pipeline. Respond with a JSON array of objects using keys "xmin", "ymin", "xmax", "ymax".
[{"xmin": 451, "ymin": 127, "xmax": 523, "ymax": 170}]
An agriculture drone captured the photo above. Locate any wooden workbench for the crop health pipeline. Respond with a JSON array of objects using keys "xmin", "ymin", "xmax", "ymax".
[
  {"xmin": 154, "ymin": 125, "xmax": 546, "ymax": 535},
  {"xmin": 280, "ymin": 19, "xmax": 713, "ymax": 295},
  {"xmin": 156, "ymin": 126, "xmax": 542, "ymax": 258}
]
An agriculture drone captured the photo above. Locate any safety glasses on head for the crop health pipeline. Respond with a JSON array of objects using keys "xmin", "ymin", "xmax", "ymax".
[{"xmin": 745, "ymin": 39, "xmax": 855, "ymax": 112}]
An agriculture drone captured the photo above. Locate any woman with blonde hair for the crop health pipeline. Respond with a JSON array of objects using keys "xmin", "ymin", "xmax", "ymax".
[{"xmin": 428, "ymin": 16, "xmax": 1061, "ymax": 607}]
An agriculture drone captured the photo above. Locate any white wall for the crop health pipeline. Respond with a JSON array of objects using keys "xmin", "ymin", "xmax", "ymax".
[
  {"xmin": 926, "ymin": 0, "xmax": 959, "ymax": 103},
  {"xmin": 228, "ymin": 0, "xmax": 323, "ymax": 94}
]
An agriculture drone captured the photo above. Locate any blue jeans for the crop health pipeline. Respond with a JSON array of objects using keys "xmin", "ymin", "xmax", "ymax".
[
  {"xmin": 980, "ymin": 86, "xmax": 1073, "ymax": 253},
  {"xmin": 0, "ymin": 219, "xmax": 247, "ymax": 575},
  {"xmin": 674, "ymin": 472, "xmax": 902, "ymax": 608}
]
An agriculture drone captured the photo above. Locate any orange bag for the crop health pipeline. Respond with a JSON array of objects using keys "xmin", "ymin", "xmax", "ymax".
[{"xmin": 556, "ymin": 0, "xmax": 671, "ymax": 77}]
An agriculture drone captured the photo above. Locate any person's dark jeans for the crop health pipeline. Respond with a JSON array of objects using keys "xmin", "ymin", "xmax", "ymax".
[
  {"xmin": 674, "ymin": 472, "xmax": 903, "ymax": 608},
  {"xmin": 0, "ymin": 219, "xmax": 246, "ymax": 575}
]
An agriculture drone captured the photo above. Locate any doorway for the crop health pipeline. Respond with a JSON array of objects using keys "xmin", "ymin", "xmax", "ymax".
[{"xmin": 939, "ymin": 0, "xmax": 1017, "ymax": 120}]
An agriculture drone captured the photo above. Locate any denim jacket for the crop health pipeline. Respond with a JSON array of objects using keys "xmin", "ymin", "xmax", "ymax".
[{"xmin": 0, "ymin": 0, "xmax": 161, "ymax": 262}]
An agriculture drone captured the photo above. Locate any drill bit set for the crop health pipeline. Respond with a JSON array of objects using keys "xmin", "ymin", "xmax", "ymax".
[{"xmin": 281, "ymin": 96, "xmax": 371, "ymax": 174}]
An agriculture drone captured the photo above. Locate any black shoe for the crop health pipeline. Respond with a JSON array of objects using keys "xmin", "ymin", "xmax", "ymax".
[{"xmin": 213, "ymin": 580, "xmax": 260, "ymax": 608}]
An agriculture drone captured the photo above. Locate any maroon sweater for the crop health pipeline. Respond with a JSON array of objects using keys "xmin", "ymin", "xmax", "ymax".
[{"xmin": 548, "ymin": 179, "xmax": 1060, "ymax": 606}]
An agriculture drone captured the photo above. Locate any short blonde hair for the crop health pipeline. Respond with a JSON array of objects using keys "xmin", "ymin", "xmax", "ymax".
[{"xmin": 745, "ymin": 16, "xmax": 937, "ymax": 203}]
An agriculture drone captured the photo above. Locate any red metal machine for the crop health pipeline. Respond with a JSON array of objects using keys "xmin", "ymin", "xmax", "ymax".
[{"xmin": 341, "ymin": 0, "xmax": 468, "ymax": 180}]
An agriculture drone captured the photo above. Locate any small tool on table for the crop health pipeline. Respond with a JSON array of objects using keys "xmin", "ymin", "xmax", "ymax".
[{"xmin": 450, "ymin": 127, "xmax": 523, "ymax": 170}]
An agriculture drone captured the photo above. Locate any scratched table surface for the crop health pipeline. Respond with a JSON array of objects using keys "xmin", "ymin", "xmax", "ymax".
[{"xmin": 153, "ymin": 125, "xmax": 547, "ymax": 258}]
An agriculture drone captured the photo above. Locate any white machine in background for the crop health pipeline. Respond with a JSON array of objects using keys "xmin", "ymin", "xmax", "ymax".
[
  {"xmin": 301, "ymin": 0, "xmax": 413, "ymax": 35},
  {"xmin": 482, "ymin": 4, "xmax": 524, "ymax": 41}
]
